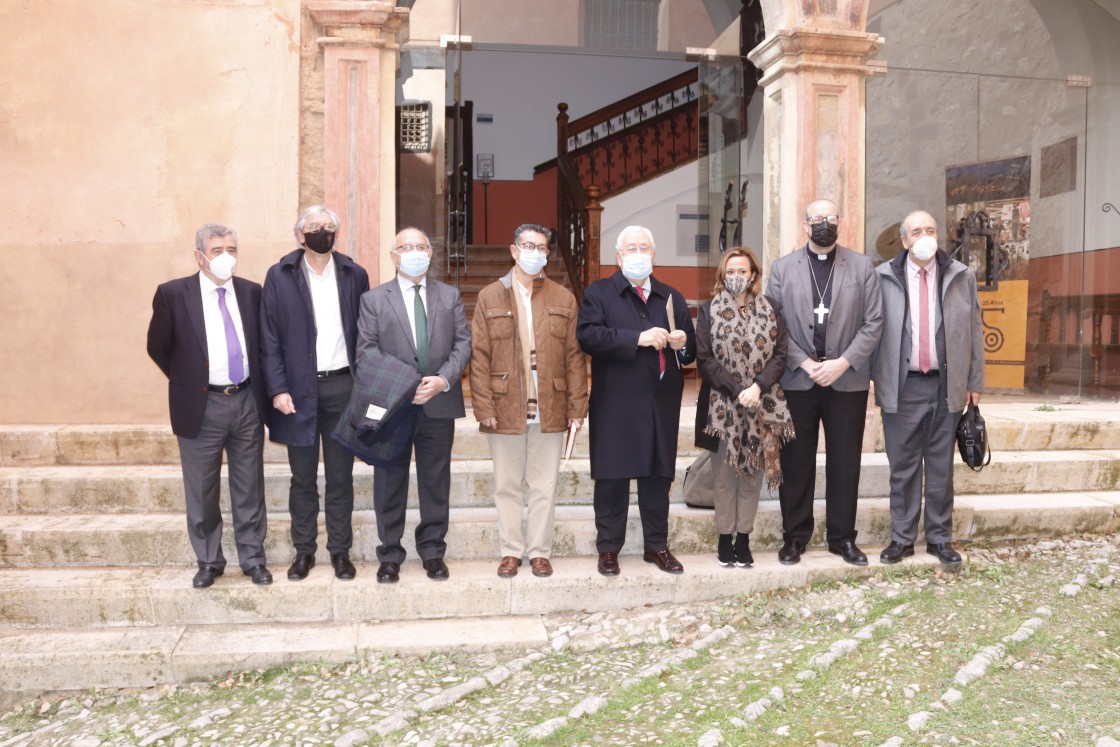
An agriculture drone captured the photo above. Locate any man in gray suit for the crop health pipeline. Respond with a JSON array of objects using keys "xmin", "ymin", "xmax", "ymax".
[
  {"xmin": 872, "ymin": 210, "xmax": 984, "ymax": 567},
  {"xmin": 354, "ymin": 227, "xmax": 472, "ymax": 583},
  {"xmin": 765, "ymin": 198, "xmax": 883, "ymax": 566}
]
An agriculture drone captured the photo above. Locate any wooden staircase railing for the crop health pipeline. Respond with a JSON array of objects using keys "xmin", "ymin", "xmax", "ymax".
[{"xmin": 554, "ymin": 69, "xmax": 700, "ymax": 299}]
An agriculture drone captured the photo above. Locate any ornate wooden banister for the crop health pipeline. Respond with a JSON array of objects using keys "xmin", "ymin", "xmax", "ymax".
[{"xmin": 553, "ymin": 69, "xmax": 698, "ymax": 298}]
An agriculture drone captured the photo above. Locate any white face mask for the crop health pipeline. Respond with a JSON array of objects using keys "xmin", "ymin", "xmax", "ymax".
[
  {"xmin": 910, "ymin": 235, "xmax": 938, "ymax": 262},
  {"xmin": 204, "ymin": 251, "xmax": 236, "ymax": 281},
  {"xmin": 621, "ymin": 253, "xmax": 653, "ymax": 282},
  {"xmin": 517, "ymin": 249, "xmax": 548, "ymax": 276},
  {"xmin": 398, "ymin": 250, "xmax": 431, "ymax": 278}
]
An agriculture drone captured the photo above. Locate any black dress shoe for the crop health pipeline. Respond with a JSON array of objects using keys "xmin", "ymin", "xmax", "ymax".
[
  {"xmin": 879, "ymin": 542, "xmax": 914, "ymax": 565},
  {"xmin": 287, "ymin": 554, "xmax": 315, "ymax": 581},
  {"xmin": 423, "ymin": 558, "xmax": 450, "ymax": 580},
  {"xmin": 376, "ymin": 561, "xmax": 400, "ymax": 584},
  {"xmin": 643, "ymin": 549, "xmax": 684, "ymax": 574},
  {"xmin": 244, "ymin": 564, "xmax": 273, "ymax": 586},
  {"xmin": 597, "ymin": 552, "xmax": 620, "ymax": 576},
  {"xmin": 778, "ymin": 539, "xmax": 806, "ymax": 565},
  {"xmin": 192, "ymin": 566, "xmax": 223, "ymax": 589},
  {"xmin": 926, "ymin": 542, "xmax": 962, "ymax": 566},
  {"xmin": 828, "ymin": 541, "xmax": 868, "ymax": 566},
  {"xmin": 331, "ymin": 553, "xmax": 356, "ymax": 581}
]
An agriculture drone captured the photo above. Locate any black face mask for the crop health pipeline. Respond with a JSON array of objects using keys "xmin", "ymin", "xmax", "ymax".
[
  {"xmin": 303, "ymin": 230, "xmax": 335, "ymax": 254},
  {"xmin": 809, "ymin": 222, "xmax": 839, "ymax": 248}
]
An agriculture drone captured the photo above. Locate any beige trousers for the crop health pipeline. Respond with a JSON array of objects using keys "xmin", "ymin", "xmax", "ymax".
[
  {"xmin": 487, "ymin": 425, "xmax": 565, "ymax": 559},
  {"xmin": 712, "ymin": 439, "xmax": 762, "ymax": 535}
]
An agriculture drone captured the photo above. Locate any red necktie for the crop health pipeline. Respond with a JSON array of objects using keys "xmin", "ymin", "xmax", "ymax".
[
  {"xmin": 918, "ymin": 267, "xmax": 931, "ymax": 374},
  {"xmin": 634, "ymin": 286, "xmax": 666, "ymax": 375}
]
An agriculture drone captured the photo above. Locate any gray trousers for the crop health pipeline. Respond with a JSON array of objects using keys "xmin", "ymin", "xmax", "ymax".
[
  {"xmin": 881, "ymin": 373, "xmax": 962, "ymax": 545},
  {"xmin": 712, "ymin": 439, "xmax": 762, "ymax": 535},
  {"xmin": 176, "ymin": 389, "xmax": 268, "ymax": 572}
]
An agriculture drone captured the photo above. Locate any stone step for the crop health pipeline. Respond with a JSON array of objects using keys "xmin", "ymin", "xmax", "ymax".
[
  {"xmin": 3, "ymin": 448, "xmax": 1120, "ymax": 516},
  {"xmin": 1, "ymin": 492, "xmax": 1117, "ymax": 570},
  {"xmin": 5, "ymin": 402, "xmax": 1118, "ymax": 466}
]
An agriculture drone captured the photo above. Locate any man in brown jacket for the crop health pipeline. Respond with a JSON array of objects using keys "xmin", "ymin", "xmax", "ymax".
[{"xmin": 470, "ymin": 223, "xmax": 589, "ymax": 578}]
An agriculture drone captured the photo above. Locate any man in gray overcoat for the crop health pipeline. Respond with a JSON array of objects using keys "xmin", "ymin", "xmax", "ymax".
[{"xmin": 871, "ymin": 210, "xmax": 985, "ymax": 567}]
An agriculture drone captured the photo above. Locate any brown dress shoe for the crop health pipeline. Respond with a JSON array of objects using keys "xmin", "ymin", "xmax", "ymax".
[
  {"xmin": 643, "ymin": 549, "xmax": 684, "ymax": 574},
  {"xmin": 597, "ymin": 552, "xmax": 620, "ymax": 576},
  {"xmin": 497, "ymin": 556, "xmax": 522, "ymax": 578},
  {"xmin": 529, "ymin": 557, "xmax": 553, "ymax": 577}
]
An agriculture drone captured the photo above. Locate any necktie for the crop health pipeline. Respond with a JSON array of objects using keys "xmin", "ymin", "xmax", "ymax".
[
  {"xmin": 634, "ymin": 286, "xmax": 665, "ymax": 375},
  {"xmin": 413, "ymin": 284, "xmax": 429, "ymax": 374},
  {"xmin": 216, "ymin": 287, "xmax": 245, "ymax": 384},
  {"xmin": 918, "ymin": 267, "xmax": 931, "ymax": 374}
]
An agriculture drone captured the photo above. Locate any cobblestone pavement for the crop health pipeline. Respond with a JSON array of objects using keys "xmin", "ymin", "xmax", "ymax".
[{"xmin": 2, "ymin": 536, "xmax": 1119, "ymax": 747}]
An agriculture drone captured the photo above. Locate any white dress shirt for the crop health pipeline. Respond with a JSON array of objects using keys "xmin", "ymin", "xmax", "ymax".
[
  {"xmin": 396, "ymin": 272, "xmax": 427, "ymax": 349},
  {"xmin": 906, "ymin": 256, "xmax": 940, "ymax": 372},
  {"xmin": 304, "ymin": 253, "xmax": 349, "ymax": 371},
  {"xmin": 198, "ymin": 271, "xmax": 249, "ymax": 386},
  {"xmin": 515, "ymin": 278, "xmax": 540, "ymax": 425}
]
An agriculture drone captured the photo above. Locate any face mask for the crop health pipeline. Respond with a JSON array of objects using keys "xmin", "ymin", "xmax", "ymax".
[
  {"xmin": 398, "ymin": 250, "xmax": 431, "ymax": 278},
  {"xmin": 517, "ymin": 249, "xmax": 548, "ymax": 276},
  {"xmin": 204, "ymin": 251, "xmax": 236, "ymax": 281},
  {"xmin": 621, "ymin": 253, "xmax": 653, "ymax": 282},
  {"xmin": 723, "ymin": 274, "xmax": 750, "ymax": 297},
  {"xmin": 910, "ymin": 235, "xmax": 938, "ymax": 261},
  {"xmin": 303, "ymin": 230, "xmax": 335, "ymax": 254},
  {"xmin": 809, "ymin": 221, "xmax": 839, "ymax": 248}
]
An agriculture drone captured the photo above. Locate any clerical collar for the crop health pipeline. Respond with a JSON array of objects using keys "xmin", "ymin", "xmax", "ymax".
[{"xmin": 806, "ymin": 244, "xmax": 835, "ymax": 263}]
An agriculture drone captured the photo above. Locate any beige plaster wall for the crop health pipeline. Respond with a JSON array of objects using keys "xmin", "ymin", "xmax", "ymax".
[{"xmin": 0, "ymin": 0, "xmax": 301, "ymax": 424}]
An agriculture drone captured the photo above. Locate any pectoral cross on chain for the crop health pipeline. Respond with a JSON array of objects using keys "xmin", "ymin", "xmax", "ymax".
[{"xmin": 814, "ymin": 300, "xmax": 830, "ymax": 324}]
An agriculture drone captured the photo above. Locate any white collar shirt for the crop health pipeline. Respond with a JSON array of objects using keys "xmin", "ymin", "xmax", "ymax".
[
  {"xmin": 396, "ymin": 273, "xmax": 428, "ymax": 348},
  {"xmin": 906, "ymin": 256, "xmax": 940, "ymax": 372},
  {"xmin": 198, "ymin": 271, "xmax": 249, "ymax": 386},
  {"xmin": 515, "ymin": 277, "xmax": 540, "ymax": 424},
  {"xmin": 303, "ymin": 253, "xmax": 350, "ymax": 371}
]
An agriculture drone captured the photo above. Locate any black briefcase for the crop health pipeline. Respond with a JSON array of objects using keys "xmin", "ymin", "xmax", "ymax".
[{"xmin": 956, "ymin": 401, "xmax": 991, "ymax": 472}]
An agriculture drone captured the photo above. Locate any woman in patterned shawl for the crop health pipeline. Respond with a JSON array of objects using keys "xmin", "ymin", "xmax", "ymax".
[{"xmin": 695, "ymin": 247, "xmax": 795, "ymax": 567}]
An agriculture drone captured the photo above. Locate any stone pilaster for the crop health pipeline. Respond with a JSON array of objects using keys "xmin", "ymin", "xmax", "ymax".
[
  {"xmin": 307, "ymin": 1, "xmax": 409, "ymax": 283},
  {"xmin": 748, "ymin": 23, "xmax": 884, "ymax": 267}
]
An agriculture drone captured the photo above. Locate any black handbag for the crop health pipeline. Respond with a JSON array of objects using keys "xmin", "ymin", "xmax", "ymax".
[{"xmin": 956, "ymin": 401, "xmax": 991, "ymax": 472}]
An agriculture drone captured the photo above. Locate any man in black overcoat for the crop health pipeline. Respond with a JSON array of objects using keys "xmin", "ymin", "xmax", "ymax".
[{"xmin": 577, "ymin": 225, "xmax": 696, "ymax": 576}]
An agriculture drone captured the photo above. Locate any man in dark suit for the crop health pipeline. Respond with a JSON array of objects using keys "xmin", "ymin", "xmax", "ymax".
[
  {"xmin": 872, "ymin": 210, "xmax": 984, "ymax": 568},
  {"xmin": 147, "ymin": 224, "xmax": 272, "ymax": 588},
  {"xmin": 765, "ymin": 199, "xmax": 883, "ymax": 567},
  {"xmin": 577, "ymin": 226, "xmax": 696, "ymax": 576},
  {"xmin": 354, "ymin": 227, "xmax": 472, "ymax": 583},
  {"xmin": 261, "ymin": 205, "xmax": 370, "ymax": 582}
]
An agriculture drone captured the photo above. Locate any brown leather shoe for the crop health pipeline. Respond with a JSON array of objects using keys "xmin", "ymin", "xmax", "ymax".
[
  {"xmin": 643, "ymin": 549, "xmax": 684, "ymax": 574},
  {"xmin": 597, "ymin": 552, "xmax": 620, "ymax": 576},
  {"xmin": 529, "ymin": 557, "xmax": 553, "ymax": 577},
  {"xmin": 497, "ymin": 556, "xmax": 522, "ymax": 578}
]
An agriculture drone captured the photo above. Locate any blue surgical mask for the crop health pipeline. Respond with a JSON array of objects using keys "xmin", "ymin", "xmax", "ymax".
[
  {"xmin": 621, "ymin": 253, "xmax": 652, "ymax": 282},
  {"xmin": 398, "ymin": 250, "xmax": 431, "ymax": 278},
  {"xmin": 517, "ymin": 249, "xmax": 548, "ymax": 276}
]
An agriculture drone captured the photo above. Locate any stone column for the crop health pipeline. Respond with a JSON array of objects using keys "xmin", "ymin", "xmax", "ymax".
[
  {"xmin": 307, "ymin": 1, "xmax": 409, "ymax": 283},
  {"xmin": 748, "ymin": 10, "xmax": 884, "ymax": 267}
]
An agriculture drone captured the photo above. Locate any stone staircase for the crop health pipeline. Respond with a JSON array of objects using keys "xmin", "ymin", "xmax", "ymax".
[
  {"xmin": 1, "ymin": 400, "xmax": 1119, "ymax": 694},
  {"xmin": 428, "ymin": 243, "xmax": 572, "ymax": 320}
]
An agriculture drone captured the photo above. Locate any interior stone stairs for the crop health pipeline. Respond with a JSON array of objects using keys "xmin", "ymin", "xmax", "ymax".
[{"xmin": 1, "ymin": 400, "xmax": 1119, "ymax": 695}]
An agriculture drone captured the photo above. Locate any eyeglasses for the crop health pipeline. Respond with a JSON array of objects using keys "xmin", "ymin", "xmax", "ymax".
[
  {"xmin": 517, "ymin": 242, "xmax": 549, "ymax": 253},
  {"xmin": 618, "ymin": 244, "xmax": 653, "ymax": 256},
  {"xmin": 303, "ymin": 222, "xmax": 337, "ymax": 233},
  {"xmin": 394, "ymin": 243, "xmax": 431, "ymax": 254},
  {"xmin": 806, "ymin": 215, "xmax": 840, "ymax": 226}
]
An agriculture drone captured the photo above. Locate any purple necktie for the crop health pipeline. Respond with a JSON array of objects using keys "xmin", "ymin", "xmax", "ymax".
[{"xmin": 216, "ymin": 287, "xmax": 245, "ymax": 384}]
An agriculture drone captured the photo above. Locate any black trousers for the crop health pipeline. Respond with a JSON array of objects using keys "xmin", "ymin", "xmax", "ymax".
[
  {"xmin": 778, "ymin": 386, "xmax": 868, "ymax": 546},
  {"xmin": 373, "ymin": 411, "xmax": 454, "ymax": 564},
  {"xmin": 286, "ymin": 373, "xmax": 356, "ymax": 556},
  {"xmin": 593, "ymin": 475, "xmax": 671, "ymax": 554}
]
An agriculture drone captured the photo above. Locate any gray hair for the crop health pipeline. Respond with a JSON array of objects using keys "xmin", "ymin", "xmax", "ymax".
[
  {"xmin": 195, "ymin": 224, "xmax": 237, "ymax": 252},
  {"xmin": 900, "ymin": 210, "xmax": 937, "ymax": 237},
  {"xmin": 513, "ymin": 223, "xmax": 552, "ymax": 245},
  {"xmin": 294, "ymin": 205, "xmax": 341, "ymax": 233},
  {"xmin": 615, "ymin": 225, "xmax": 655, "ymax": 251}
]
